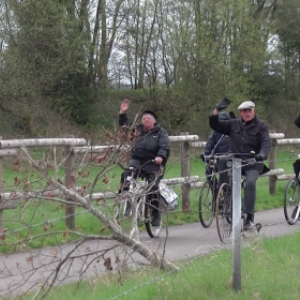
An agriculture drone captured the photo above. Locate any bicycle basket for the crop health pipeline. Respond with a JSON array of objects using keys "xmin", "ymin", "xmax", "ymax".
[
  {"xmin": 159, "ymin": 182, "xmax": 178, "ymax": 211},
  {"xmin": 293, "ymin": 159, "xmax": 300, "ymax": 183}
]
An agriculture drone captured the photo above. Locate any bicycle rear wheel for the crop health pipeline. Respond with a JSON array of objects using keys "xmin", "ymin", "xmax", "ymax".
[
  {"xmin": 215, "ymin": 183, "xmax": 232, "ymax": 243},
  {"xmin": 199, "ymin": 180, "xmax": 215, "ymax": 228},
  {"xmin": 145, "ymin": 197, "xmax": 162, "ymax": 238},
  {"xmin": 284, "ymin": 177, "xmax": 299, "ymax": 225}
]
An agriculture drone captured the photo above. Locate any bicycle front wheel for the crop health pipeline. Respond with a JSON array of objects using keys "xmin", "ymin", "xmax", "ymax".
[
  {"xmin": 215, "ymin": 183, "xmax": 232, "ymax": 243},
  {"xmin": 199, "ymin": 180, "xmax": 215, "ymax": 228},
  {"xmin": 284, "ymin": 177, "xmax": 299, "ymax": 225},
  {"xmin": 115, "ymin": 192, "xmax": 134, "ymax": 236},
  {"xmin": 145, "ymin": 198, "xmax": 162, "ymax": 238}
]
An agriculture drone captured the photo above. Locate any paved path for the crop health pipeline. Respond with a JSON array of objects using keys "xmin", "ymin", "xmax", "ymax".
[{"xmin": 1, "ymin": 208, "xmax": 299, "ymax": 298}]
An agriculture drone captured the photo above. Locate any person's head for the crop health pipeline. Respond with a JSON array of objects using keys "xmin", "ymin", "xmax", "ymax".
[
  {"xmin": 238, "ymin": 101, "xmax": 255, "ymax": 122},
  {"xmin": 141, "ymin": 110, "xmax": 157, "ymax": 131},
  {"xmin": 219, "ymin": 112, "xmax": 231, "ymax": 120}
]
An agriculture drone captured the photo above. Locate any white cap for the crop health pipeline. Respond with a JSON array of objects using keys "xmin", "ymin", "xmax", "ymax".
[{"xmin": 238, "ymin": 101, "xmax": 255, "ymax": 110}]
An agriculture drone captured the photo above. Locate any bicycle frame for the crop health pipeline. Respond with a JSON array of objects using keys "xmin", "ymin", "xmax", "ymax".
[{"xmin": 116, "ymin": 160, "xmax": 162, "ymax": 239}]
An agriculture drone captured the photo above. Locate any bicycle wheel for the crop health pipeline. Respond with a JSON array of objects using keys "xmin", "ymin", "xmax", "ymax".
[
  {"xmin": 215, "ymin": 183, "xmax": 232, "ymax": 243},
  {"xmin": 136, "ymin": 194, "xmax": 146, "ymax": 226},
  {"xmin": 199, "ymin": 180, "xmax": 215, "ymax": 228},
  {"xmin": 241, "ymin": 179, "xmax": 246, "ymax": 211},
  {"xmin": 115, "ymin": 192, "xmax": 134, "ymax": 236},
  {"xmin": 145, "ymin": 197, "xmax": 162, "ymax": 238},
  {"xmin": 284, "ymin": 177, "xmax": 299, "ymax": 225}
]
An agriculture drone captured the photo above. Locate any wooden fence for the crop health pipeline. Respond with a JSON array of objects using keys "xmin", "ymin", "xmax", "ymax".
[
  {"xmin": 73, "ymin": 132, "xmax": 289, "ymax": 207},
  {"xmin": 0, "ymin": 133, "xmax": 299, "ymax": 230},
  {"xmin": 0, "ymin": 138, "xmax": 86, "ymax": 231}
]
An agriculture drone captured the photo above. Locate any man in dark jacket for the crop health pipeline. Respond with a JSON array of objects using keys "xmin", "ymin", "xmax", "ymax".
[
  {"xmin": 209, "ymin": 98, "xmax": 271, "ymax": 230},
  {"xmin": 201, "ymin": 112, "xmax": 231, "ymax": 178},
  {"xmin": 291, "ymin": 114, "xmax": 300, "ymax": 219},
  {"xmin": 118, "ymin": 99, "xmax": 170, "ymax": 226},
  {"xmin": 203, "ymin": 112, "xmax": 231, "ymax": 155}
]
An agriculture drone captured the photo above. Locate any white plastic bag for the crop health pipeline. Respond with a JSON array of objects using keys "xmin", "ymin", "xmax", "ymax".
[{"xmin": 159, "ymin": 182, "xmax": 178, "ymax": 211}]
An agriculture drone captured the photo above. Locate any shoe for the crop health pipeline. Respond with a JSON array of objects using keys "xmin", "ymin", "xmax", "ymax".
[
  {"xmin": 123, "ymin": 201, "xmax": 132, "ymax": 218},
  {"xmin": 243, "ymin": 219, "xmax": 254, "ymax": 231},
  {"xmin": 151, "ymin": 210, "xmax": 161, "ymax": 226}
]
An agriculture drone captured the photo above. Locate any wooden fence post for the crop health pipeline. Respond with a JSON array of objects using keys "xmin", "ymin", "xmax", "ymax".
[
  {"xmin": 64, "ymin": 137, "xmax": 75, "ymax": 230},
  {"xmin": 180, "ymin": 132, "xmax": 190, "ymax": 211},
  {"xmin": 269, "ymin": 138, "xmax": 277, "ymax": 195}
]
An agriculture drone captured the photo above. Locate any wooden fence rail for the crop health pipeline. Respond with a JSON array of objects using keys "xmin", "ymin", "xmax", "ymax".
[{"xmin": 0, "ymin": 138, "xmax": 87, "ymax": 231}]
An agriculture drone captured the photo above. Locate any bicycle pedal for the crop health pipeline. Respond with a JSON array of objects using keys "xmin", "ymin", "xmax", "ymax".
[{"xmin": 255, "ymin": 223, "xmax": 262, "ymax": 232}]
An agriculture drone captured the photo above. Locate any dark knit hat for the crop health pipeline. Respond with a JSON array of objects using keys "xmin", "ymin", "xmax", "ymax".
[
  {"xmin": 219, "ymin": 112, "xmax": 230, "ymax": 120},
  {"xmin": 141, "ymin": 110, "xmax": 157, "ymax": 120}
]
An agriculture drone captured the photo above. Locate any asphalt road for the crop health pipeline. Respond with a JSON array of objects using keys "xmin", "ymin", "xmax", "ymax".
[{"xmin": 1, "ymin": 207, "xmax": 299, "ymax": 298}]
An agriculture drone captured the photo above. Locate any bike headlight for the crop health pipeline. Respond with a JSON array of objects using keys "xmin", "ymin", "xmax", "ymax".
[{"xmin": 226, "ymin": 160, "xmax": 232, "ymax": 168}]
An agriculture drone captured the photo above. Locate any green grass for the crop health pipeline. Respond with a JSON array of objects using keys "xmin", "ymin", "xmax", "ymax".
[
  {"xmin": 0, "ymin": 150, "xmax": 296, "ymax": 253},
  {"xmin": 19, "ymin": 230, "xmax": 300, "ymax": 300}
]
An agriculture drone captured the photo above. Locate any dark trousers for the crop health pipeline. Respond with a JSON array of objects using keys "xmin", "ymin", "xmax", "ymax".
[{"xmin": 218, "ymin": 158, "xmax": 261, "ymax": 218}]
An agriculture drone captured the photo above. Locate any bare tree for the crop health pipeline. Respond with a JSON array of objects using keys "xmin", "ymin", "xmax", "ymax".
[{"xmin": 0, "ymin": 123, "xmax": 178, "ymax": 299}]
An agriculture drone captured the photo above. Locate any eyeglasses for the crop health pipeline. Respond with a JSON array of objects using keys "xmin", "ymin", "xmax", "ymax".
[{"xmin": 240, "ymin": 108, "xmax": 253, "ymax": 112}]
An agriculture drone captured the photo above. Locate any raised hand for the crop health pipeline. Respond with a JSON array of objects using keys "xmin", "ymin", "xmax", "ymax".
[
  {"xmin": 120, "ymin": 99, "xmax": 130, "ymax": 114},
  {"xmin": 215, "ymin": 97, "xmax": 231, "ymax": 111}
]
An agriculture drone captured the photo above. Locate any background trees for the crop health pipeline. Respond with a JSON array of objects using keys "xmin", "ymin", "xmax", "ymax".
[{"xmin": 0, "ymin": 0, "xmax": 297, "ymax": 138}]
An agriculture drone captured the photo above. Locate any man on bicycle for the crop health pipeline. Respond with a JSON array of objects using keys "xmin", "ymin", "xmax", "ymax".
[
  {"xmin": 209, "ymin": 98, "xmax": 271, "ymax": 230},
  {"xmin": 118, "ymin": 99, "xmax": 170, "ymax": 226},
  {"xmin": 291, "ymin": 114, "xmax": 300, "ymax": 219},
  {"xmin": 201, "ymin": 111, "xmax": 235, "ymax": 178}
]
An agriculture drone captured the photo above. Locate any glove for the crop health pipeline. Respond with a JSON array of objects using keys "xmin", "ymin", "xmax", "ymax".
[
  {"xmin": 256, "ymin": 154, "xmax": 265, "ymax": 162},
  {"xmin": 200, "ymin": 153, "xmax": 205, "ymax": 162},
  {"xmin": 215, "ymin": 97, "xmax": 231, "ymax": 111}
]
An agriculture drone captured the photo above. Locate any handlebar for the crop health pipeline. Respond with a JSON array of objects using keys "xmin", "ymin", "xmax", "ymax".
[
  {"xmin": 204, "ymin": 152, "xmax": 258, "ymax": 166},
  {"xmin": 117, "ymin": 159, "xmax": 155, "ymax": 171}
]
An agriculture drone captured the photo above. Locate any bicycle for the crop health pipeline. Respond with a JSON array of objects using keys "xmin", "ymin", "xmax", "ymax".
[
  {"xmin": 115, "ymin": 160, "xmax": 164, "ymax": 239},
  {"xmin": 284, "ymin": 159, "xmax": 300, "ymax": 225},
  {"xmin": 198, "ymin": 155, "xmax": 219, "ymax": 228},
  {"xmin": 214, "ymin": 154, "xmax": 262, "ymax": 243}
]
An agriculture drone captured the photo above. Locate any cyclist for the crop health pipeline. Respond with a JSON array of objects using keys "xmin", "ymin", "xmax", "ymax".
[
  {"xmin": 291, "ymin": 114, "xmax": 300, "ymax": 219},
  {"xmin": 200, "ymin": 111, "xmax": 235, "ymax": 178},
  {"xmin": 209, "ymin": 98, "xmax": 271, "ymax": 230},
  {"xmin": 118, "ymin": 99, "xmax": 170, "ymax": 226}
]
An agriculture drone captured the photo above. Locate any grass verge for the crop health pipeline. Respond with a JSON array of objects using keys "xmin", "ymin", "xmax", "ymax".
[{"xmin": 19, "ymin": 230, "xmax": 300, "ymax": 300}]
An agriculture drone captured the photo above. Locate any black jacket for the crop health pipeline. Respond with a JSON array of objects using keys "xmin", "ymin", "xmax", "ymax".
[
  {"xmin": 205, "ymin": 131, "xmax": 229, "ymax": 155},
  {"xmin": 119, "ymin": 114, "xmax": 170, "ymax": 170},
  {"xmin": 205, "ymin": 111, "xmax": 231, "ymax": 155},
  {"xmin": 209, "ymin": 114, "xmax": 271, "ymax": 163}
]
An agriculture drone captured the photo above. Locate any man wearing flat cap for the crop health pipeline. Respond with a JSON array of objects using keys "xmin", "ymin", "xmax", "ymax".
[
  {"xmin": 117, "ymin": 99, "xmax": 170, "ymax": 227},
  {"xmin": 209, "ymin": 97, "xmax": 271, "ymax": 230}
]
